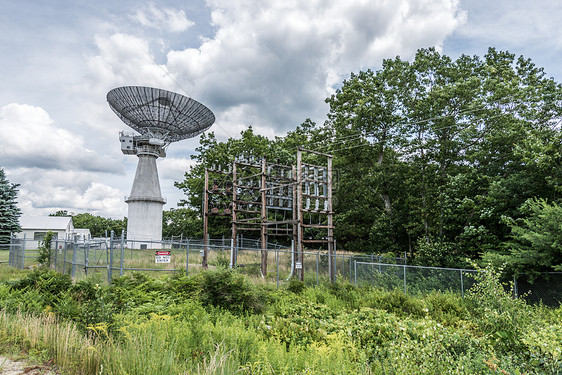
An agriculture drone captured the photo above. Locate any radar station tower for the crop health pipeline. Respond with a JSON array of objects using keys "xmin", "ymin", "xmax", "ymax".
[{"xmin": 107, "ymin": 86, "xmax": 215, "ymax": 246}]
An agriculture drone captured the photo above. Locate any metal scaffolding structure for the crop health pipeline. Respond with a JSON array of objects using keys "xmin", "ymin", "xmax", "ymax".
[{"xmin": 203, "ymin": 148, "xmax": 335, "ymax": 281}]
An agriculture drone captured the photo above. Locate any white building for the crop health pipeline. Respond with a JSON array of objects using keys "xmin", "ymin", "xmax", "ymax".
[{"xmin": 16, "ymin": 216, "xmax": 91, "ymax": 248}]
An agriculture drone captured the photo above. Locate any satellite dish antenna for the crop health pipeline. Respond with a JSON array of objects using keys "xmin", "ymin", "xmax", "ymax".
[{"xmin": 107, "ymin": 86, "xmax": 215, "ymax": 246}]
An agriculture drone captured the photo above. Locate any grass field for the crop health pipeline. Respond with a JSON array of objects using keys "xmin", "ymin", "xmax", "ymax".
[{"xmin": 0, "ymin": 264, "xmax": 561, "ymax": 374}]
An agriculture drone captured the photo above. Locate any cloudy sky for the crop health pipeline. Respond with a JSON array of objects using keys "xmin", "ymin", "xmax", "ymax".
[{"xmin": 1, "ymin": 0, "xmax": 562, "ymax": 219}]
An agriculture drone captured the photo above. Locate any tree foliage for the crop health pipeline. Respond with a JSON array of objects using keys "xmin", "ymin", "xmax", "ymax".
[
  {"xmin": 0, "ymin": 168, "xmax": 21, "ymax": 244},
  {"xmin": 162, "ymin": 208, "xmax": 202, "ymax": 239},
  {"xmin": 505, "ymin": 198, "xmax": 562, "ymax": 276},
  {"xmin": 322, "ymin": 47, "xmax": 562, "ymax": 267},
  {"xmin": 172, "ymin": 47, "xmax": 562, "ymax": 275},
  {"xmin": 50, "ymin": 211, "xmax": 127, "ymax": 238}
]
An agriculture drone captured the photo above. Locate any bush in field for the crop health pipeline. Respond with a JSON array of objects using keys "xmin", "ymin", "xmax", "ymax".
[
  {"xmin": 326, "ymin": 281, "xmax": 359, "ymax": 308},
  {"xmin": 424, "ymin": 291, "xmax": 468, "ymax": 325},
  {"xmin": 285, "ymin": 278, "xmax": 306, "ymax": 294},
  {"xmin": 363, "ymin": 288, "xmax": 427, "ymax": 318},
  {"xmin": 9, "ymin": 267, "xmax": 72, "ymax": 307},
  {"xmin": 196, "ymin": 267, "xmax": 264, "ymax": 314},
  {"xmin": 108, "ymin": 272, "xmax": 169, "ymax": 311}
]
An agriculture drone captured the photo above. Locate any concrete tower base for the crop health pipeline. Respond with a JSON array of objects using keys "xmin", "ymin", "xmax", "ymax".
[{"xmin": 126, "ymin": 153, "xmax": 165, "ymax": 249}]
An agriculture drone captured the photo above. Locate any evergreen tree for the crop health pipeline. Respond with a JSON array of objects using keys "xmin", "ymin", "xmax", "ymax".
[{"xmin": 0, "ymin": 169, "xmax": 21, "ymax": 243}]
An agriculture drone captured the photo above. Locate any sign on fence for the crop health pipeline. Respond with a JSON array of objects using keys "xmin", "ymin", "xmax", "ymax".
[{"xmin": 155, "ymin": 251, "xmax": 171, "ymax": 263}]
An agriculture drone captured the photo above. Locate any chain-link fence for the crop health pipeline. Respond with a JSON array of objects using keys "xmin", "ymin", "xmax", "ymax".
[
  {"xmin": 8, "ymin": 234, "xmax": 404, "ymax": 286},
  {"xmin": 353, "ymin": 261, "xmax": 479, "ymax": 297},
  {"xmin": 6, "ymin": 235, "xmax": 562, "ymax": 304},
  {"xmin": 0, "ymin": 242, "xmax": 15, "ymax": 265},
  {"xmin": 514, "ymin": 272, "xmax": 562, "ymax": 306}
]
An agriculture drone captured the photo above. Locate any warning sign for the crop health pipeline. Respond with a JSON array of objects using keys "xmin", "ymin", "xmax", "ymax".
[
  {"xmin": 295, "ymin": 261, "xmax": 302, "ymax": 269},
  {"xmin": 155, "ymin": 251, "xmax": 171, "ymax": 263}
]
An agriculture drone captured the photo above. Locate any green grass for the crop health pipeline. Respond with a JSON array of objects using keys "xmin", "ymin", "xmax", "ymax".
[
  {"xmin": 0, "ymin": 265, "xmax": 560, "ymax": 374},
  {"xmin": 0, "ymin": 264, "xmax": 29, "ymax": 283}
]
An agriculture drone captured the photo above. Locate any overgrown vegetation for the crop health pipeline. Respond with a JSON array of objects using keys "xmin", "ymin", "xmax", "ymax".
[
  {"xmin": 3, "ymin": 46, "xmax": 562, "ymax": 372},
  {"xmin": 0, "ymin": 265, "xmax": 560, "ymax": 374}
]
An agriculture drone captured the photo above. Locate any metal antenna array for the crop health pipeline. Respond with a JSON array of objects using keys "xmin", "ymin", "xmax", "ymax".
[{"xmin": 203, "ymin": 148, "xmax": 335, "ymax": 281}]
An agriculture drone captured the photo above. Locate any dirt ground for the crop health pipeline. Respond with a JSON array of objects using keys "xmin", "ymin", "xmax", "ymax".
[{"xmin": 0, "ymin": 356, "xmax": 57, "ymax": 375}]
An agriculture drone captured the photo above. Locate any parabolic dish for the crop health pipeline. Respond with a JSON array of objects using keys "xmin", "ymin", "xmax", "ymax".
[{"xmin": 107, "ymin": 86, "xmax": 215, "ymax": 142}]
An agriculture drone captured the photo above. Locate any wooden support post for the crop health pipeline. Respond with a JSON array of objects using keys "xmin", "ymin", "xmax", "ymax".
[
  {"xmin": 203, "ymin": 168, "xmax": 209, "ymax": 269},
  {"xmin": 292, "ymin": 164, "xmax": 298, "ymax": 279},
  {"xmin": 230, "ymin": 162, "xmax": 238, "ymax": 268},
  {"xmin": 327, "ymin": 156, "xmax": 335, "ymax": 282},
  {"xmin": 261, "ymin": 158, "xmax": 267, "ymax": 277},
  {"xmin": 296, "ymin": 149, "xmax": 304, "ymax": 281}
]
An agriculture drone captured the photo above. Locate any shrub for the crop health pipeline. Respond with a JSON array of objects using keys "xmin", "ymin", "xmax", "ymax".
[
  {"xmin": 364, "ymin": 288, "xmax": 427, "ymax": 318},
  {"xmin": 36, "ymin": 231, "xmax": 54, "ymax": 266},
  {"xmin": 9, "ymin": 267, "xmax": 72, "ymax": 307},
  {"xmin": 285, "ymin": 278, "xmax": 306, "ymax": 294},
  {"xmin": 326, "ymin": 281, "xmax": 359, "ymax": 308},
  {"xmin": 424, "ymin": 291, "xmax": 468, "ymax": 325},
  {"xmin": 197, "ymin": 268, "xmax": 264, "ymax": 314}
]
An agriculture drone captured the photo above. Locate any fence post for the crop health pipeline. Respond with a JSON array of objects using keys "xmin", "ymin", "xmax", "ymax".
[
  {"xmin": 63, "ymin": 238, "xmax": 68, "ymax": 274},
  {"xmin": 84, "ymin": 242, "xmax": 89, "ymax": 277},
  {"xmin": 513, "ymin": 275, "xmax": 518, "ymax": 298},
  {"xmin": 354, "ymin": 260, "xmax": 357, "ymax": 286},
  {"xmin": 460, "ymin": 270, "xmax": 464, "ymax": 298},
  {"xmin": 54, "ymin": 239, "xmax": 59, "ymax": 271},
  {"xmin": 350, "ymin": 255, "xmax": 353, "ymax": 283},
  {"xmin": 403, "ymin": 264, "xmax": 407, "ymax": 294},
  {"xmin": 230, "ymin": 238, "xmax": 235, "ymax": 269},
  {"xmin": 20, "ymin": 234, "xmax": 26, "ymax": 270},
  {"xmin": 71, "ymin": 237, "xmax": 77, "ymax": 277},
  {"xmin": 277, "ymin": 248, "xmax": 280, "ymax": 289},
  {"xmin": 120, "ymin": 231, "xmax": 125, "ymax": 277},
  {"xmin": 108, "ymin": 231, "xmax": 114, "ymax": 283},
  {"xmin": 316, "ymin": 251, "xmax": 319, "ymax": 286},
  {"xmin": 186, "ymin": 240, "xmax": 190, "ymax": 277},
  {"xmin": 8, "ymin": 235, "xmax": 14, "ymax": 267}
]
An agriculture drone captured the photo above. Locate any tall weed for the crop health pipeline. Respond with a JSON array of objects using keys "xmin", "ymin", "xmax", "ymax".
[{"xmin": 466, "ymin": 264, "xmax": 536, "ymax": 352}]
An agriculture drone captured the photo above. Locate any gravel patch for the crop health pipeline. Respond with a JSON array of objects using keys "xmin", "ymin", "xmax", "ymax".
[{"xmin": 0, "ymin": 356, "xmax": 57, "ymax": 374}]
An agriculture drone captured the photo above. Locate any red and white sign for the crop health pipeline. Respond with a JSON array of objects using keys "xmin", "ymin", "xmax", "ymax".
[{"xmin": 155, "ymin": 251, "xmax": 171, "ymax": 263}]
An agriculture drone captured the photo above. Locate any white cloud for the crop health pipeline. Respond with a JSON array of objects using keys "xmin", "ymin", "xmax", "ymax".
[
  {"xmin": 86, "ymin": 33, "xmax": 172, "ymax": 89},
  {"xmin": 81, "ymin": 0, "xmax": 466, "ymax": 139},
  {"xmin": 131, "ymin": 4, "xmax": 195, "ymax": 33},
  {"xmin": 5, "ymin": 168, "xmax": 126, "ymax": 219},
  {"xmin": 0, "ymin": 103, "xmax": 122, "ymax": 173},
  {"xmin": 158, "ymin": 157, "xmax": 197, "ymax": 180},
  {"xmin": 165, "ymin": 0, "xmax": 466, "ymax": 134},
  {"xmin": 1, "ymin": 0, "xmax": 470, "ymax": 221}
]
